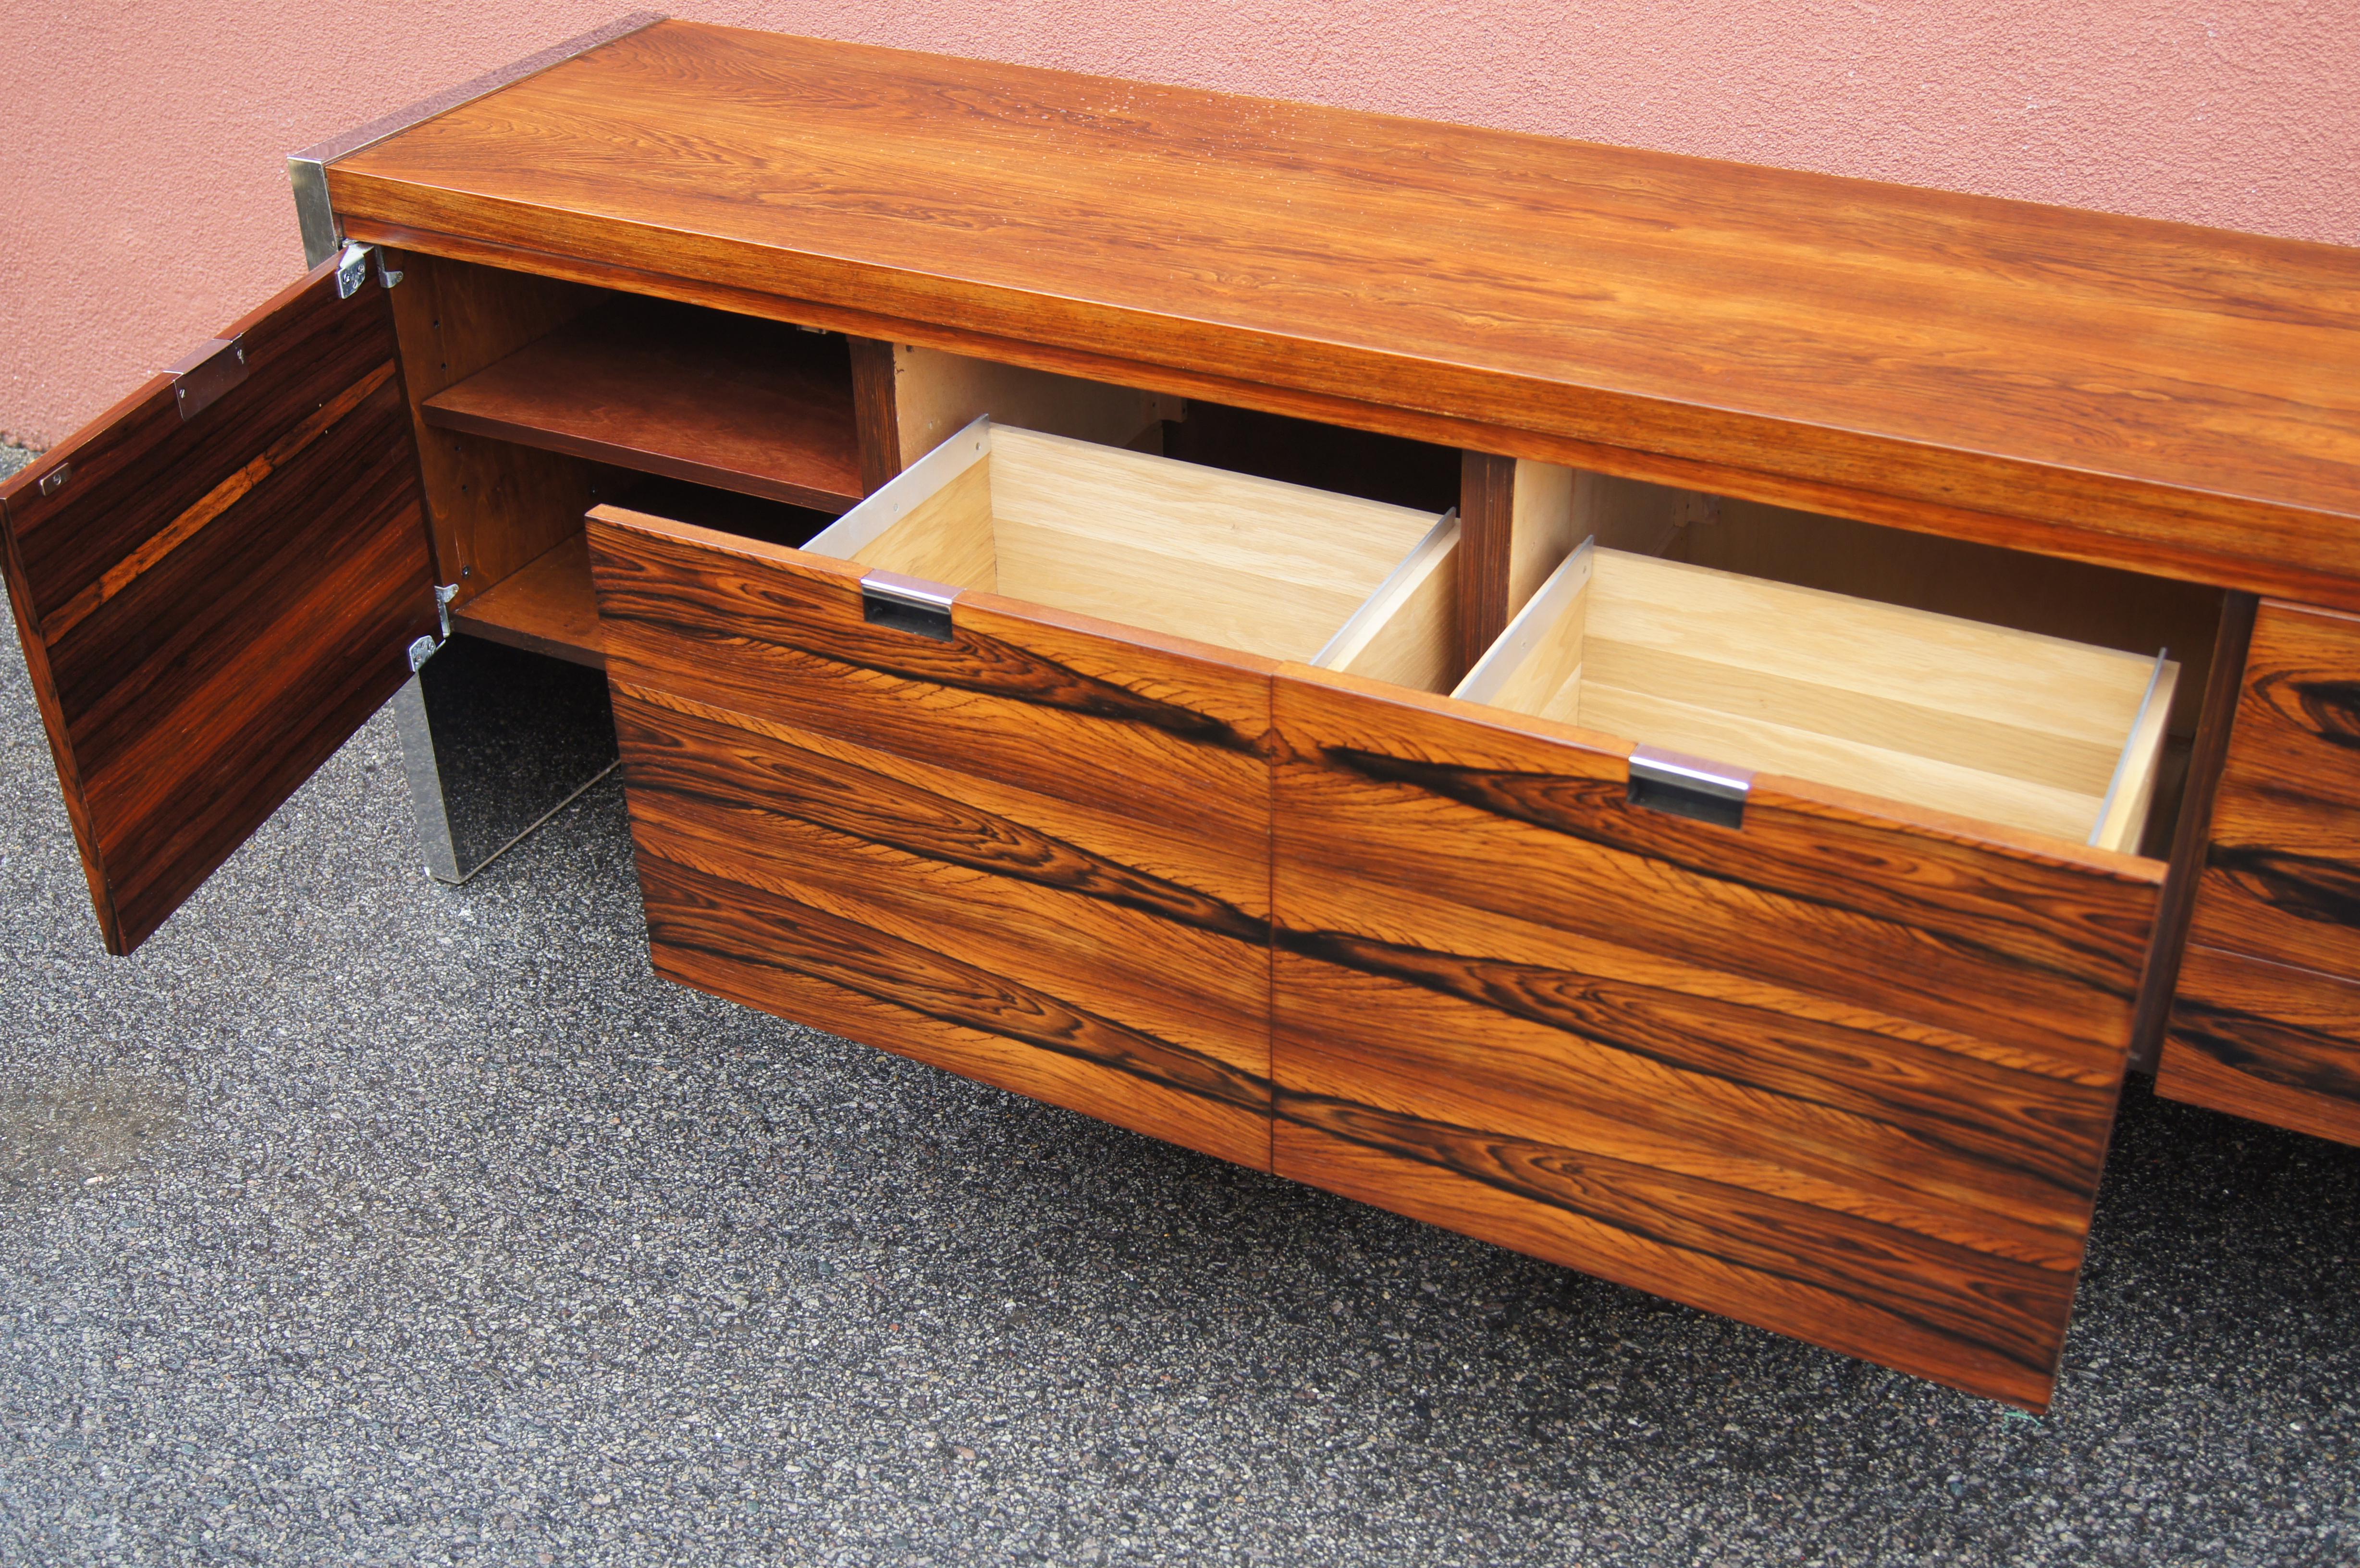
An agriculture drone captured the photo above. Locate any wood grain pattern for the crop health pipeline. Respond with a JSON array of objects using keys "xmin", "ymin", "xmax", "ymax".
[
  {"xmin": 2158, "ymin": 600, "xmax": 2360, "ymax": 1140},
  {"xmin": 422, "ymin": 295, "xmax": 863, "ymax": 512},
  {"xmin": 326, "ymin": 21, "xmax": 2360, "ymax": 604},
  {"xmin": 0, "ymin": 258, "xmax": 436, "ymax": 954},
  {"xmin": 2187, "ymin": 601, "xmax": 2360, "ymax": 978},
  {"xmin": 586, "ymin": 503, "xmax": 1276, "ymax": 1168},
  {"xmin": 2189, "ymin": 787, "xmax": 2360, "ymax": 978},
  {"xmin": 379, "ymin": 249, "xmax": 604, "ymax": 603},
  {"xmin": 337, "ymin": 212, "xmax": 2360, "ymax": 614},
  {"xmin": 638, "ymin": 854, "xmax": 1266, "ymax": 1162},
  {"xmin": 1269, "ymin": 664, "xmax": 2163, "ymax": 1408},
  {"xmin": 1458, "ymin": 451, "xmax": 1514, "ymax": 677},
  {"xmin": 449, "ymin": 531, "xmax": 605, "ymax": 667},
  {"xmin": 2160, "ymin": 945, "xmax": 2360, "ymax": 1147},
  {"xmin": 848, "ymin": 336, "xmax": 901, "ymax": 494},
  {"xmin": 2126, "ymin": 594, "xmax": 2257, "ymax": 1070}
]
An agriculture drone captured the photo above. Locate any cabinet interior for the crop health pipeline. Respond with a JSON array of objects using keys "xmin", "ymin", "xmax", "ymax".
[
  {"xmin": 394, "ymin": 251, "xmax": 2224, "ymax": 859},
  {"xmin": 419, "ymin": 294, "xmax": 864, "ymax": 511},
  {"xmin": 388, "ymin": 253, "xmax": 1171, "ymax": 669},
  {"xmin": 388, "ymin": 253, "xmax": 849, "ymax": 669}
]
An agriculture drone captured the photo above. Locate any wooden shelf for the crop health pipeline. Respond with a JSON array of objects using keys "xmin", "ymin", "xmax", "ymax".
[
  {"xmin": 447, "ymin": 478, "xmax": 839, "ymax": 670},
  {"xmin": 451, "ymin": 533, "xmax": 605, "ymax": 668},
  {"xmin": 422, "ymin": 296, "xmax": 864, "ymax": 513}
]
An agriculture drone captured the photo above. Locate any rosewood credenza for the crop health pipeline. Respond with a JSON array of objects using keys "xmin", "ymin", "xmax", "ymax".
[{"xmin": 5, "ymin": 15, "xmax": 2356, "ymax": 1410}]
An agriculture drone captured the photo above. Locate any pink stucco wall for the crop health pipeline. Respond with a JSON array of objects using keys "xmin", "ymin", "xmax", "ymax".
[{"xmin": 4, "ymin": 1, "xmax": 2355, "ymax": 449}]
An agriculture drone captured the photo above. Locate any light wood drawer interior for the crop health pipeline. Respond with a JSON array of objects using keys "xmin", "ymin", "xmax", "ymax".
[
  {"xmin": 801, "ymin": 417, "xmax": 1456, "ymax": 674},
  {"xmin": 1309, "ymin": 459, "xmax": 2204, "ymax": 857},
  {"xmin": 1450, "ymin": 540, "xmax": 2176, "ymax": 851}
]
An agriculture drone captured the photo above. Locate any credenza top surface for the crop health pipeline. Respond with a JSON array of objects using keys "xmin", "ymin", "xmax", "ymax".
[{"xmin": 329, "ymin": 18, "xmax": 2360, "ymax": 577}]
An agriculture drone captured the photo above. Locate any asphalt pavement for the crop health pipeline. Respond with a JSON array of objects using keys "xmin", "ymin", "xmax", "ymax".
[{"xmin": 0, "ymin": 434, "xmax": 2352, "ymax": 1563}]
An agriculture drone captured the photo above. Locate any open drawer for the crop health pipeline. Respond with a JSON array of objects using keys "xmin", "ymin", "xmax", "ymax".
[
  {"xmin": 1460, "ymin": 541, "xmax": 2178, "ymax": 849},
  {"xmin": 589, "ymin": 414, "xmax": 2177, "ymax": 1409},
  {"xmin": 1271, "ymin": 529, "xmax": 2176, "ymax": 1409},
  {"xmin": 587, "ymin": 418, "xmax": 1456, "ymax": 1172}
]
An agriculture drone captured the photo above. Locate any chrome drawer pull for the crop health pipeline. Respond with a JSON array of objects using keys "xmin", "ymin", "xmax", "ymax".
[
  {"xmin": 1627, "ymin": 745, "xmax": 1753, "ymax": 830},
  {"xmin": 861, "ymin": 570, "xmax": 957, "ymax": 641}
]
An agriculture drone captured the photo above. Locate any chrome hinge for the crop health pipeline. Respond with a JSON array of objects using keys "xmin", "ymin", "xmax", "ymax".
[
  {"xmin": 334, "ymin": 241, "xmax": 371, "ymax": 299},
  {"xmin": 331, "ymin": 240, "xmax": 401, "ymax": 296},
  {"xmin": 1627, "ymin": 745, "xmax": 1753, "ymax": 830},
  {"xmin": 409, "ymin": 583, "xmax": 461, "ymax": 673},
  {"xmin": 166, "ymin": 336, "xmax": 250, "ymax": 423}
]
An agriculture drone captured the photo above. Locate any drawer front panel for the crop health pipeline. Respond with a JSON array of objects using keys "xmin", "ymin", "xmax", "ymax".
[
  {"xmin": 2187, "ymin": 601, "xmax": 2360, "ymax": 979},
  {"xmin": 591, "ymin": 513, "xmax": 1275, "ymax": 1168},
  {"xmin": 1271, "ymin": 667, "xmax": 2163, "ymax": 1409},
  {"xmin": 2161, "ymin": 945, "xmax": 2360, "ymax": 1148}
]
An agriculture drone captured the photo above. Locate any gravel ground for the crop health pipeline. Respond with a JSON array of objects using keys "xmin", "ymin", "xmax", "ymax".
[{"xmin": 0, "ymin": 550, "xmax": 2353, "ymax": 1565}]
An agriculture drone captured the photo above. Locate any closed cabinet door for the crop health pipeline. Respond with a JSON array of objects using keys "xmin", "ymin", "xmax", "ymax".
[
  {"xmin": 0, "ymin": 252, "xmax": 438, "ymax": 954},
  {"xmin": 2163, "ymin": 599, "xmax": 2360, "ymax": 1147}
]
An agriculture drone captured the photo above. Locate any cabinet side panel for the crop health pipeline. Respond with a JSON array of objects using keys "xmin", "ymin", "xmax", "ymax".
[{"xmin": 2186, "ymin": 601, "xmax": 2360, "ymax": 975}]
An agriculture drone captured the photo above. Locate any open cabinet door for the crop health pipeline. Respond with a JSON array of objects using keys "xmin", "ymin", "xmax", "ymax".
[{"xmin": 0, "ymin": 253, "xmax": 437, "ymax": 955}]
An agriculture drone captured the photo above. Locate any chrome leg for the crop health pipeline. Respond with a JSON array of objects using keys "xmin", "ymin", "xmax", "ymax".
[{"xmin": 391, "ymin": 635, "xmax": 618, "ymax": 884}]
